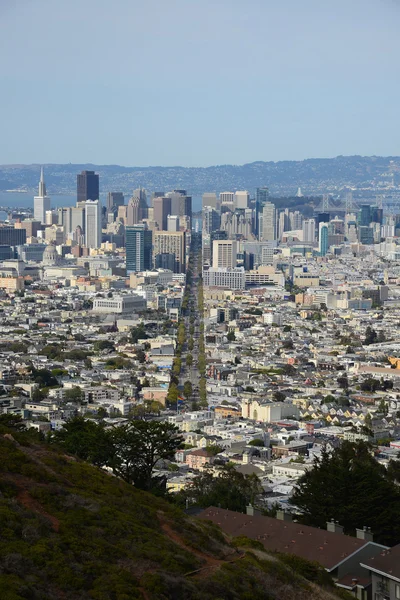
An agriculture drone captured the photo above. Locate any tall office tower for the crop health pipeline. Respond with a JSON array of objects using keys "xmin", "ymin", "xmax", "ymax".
[
  {"xmin": 0, "ymin": 226, "xmax": 26, "ymax": 246},
  {"xmin": 319, "ymin": 222, "xmax": 329, "ymax": 256},
  {"xmin": 153, "ymin": 231, "xmax": 186, "ymax": 273},
  {"xmin": 45, "ymin": 210, "xmax": 57, "ymax": 225},
  {"xmin": 153, "ymin": 197, "xmax": 171, "ymax": 231},
  {"xmin": 290, "ymin": 210, "xmax": 303, "ymax": 230},
  {"xmin": 131, "ymin": 188, "xmax": 148, "ymax": 220},
  {"xmin": 234, "ymin": 191, "xmax": 250, "ymax": 210},
  {"xmin": 371, "ymin": 206, "xmax": 383, "ymax": 225},
  {"xmin": 125, "ymin": 225, "xmax": 152, "ymax": 273},
  {"xmin": 34, "ymin": 168, "xmax": 51, "ymax": 224},
  {"xmin": 212, "ymin": 240, "xmax": 237, "ymax": 268},
  {"xmin": 166, "ymin": 190, "xmax": 192, "ymax": 221},
  {"xmin": 167, "ymin": 215, "xmax": 180, "ymax": 232},
  {"xmin": 255, "ymin": 187, "xmax": 269, "ymax": 236},
  {"xmin": 256, "ymin": 187, "xmax": 269, "ymax": 205},
  {"xmin": 85, "ymin": 200, "xmax": 102, "ymax": 248},
  {"xmin": 220, "ymin": 192, "xmax": 234, "ymax": 211},
  {"xmin": 126, "ymin": 197, "xmax": 140, "ymax": 226},
  {"xmin": 359, "ymin": 204, "xmax": 372, "ymax": 227},
  {"xmin": 277, "ymin": 209, "xmax": 290, "ymax": 239},
  {"xmin": 220, "ymin": 192, "xmax": 234, "ymax": 204},
  {"xmin": 203, "ymin": 206, "xmax": 221, "ymax": 234},
  {"xmin": 202, "ymin": 193, "xmax": 219, "ymax": 210},
  {"xmin": 57, "ymin": 207, "xmax": 72, "ymax": 235},
  {"xmin": 261, "ymin": 202, "xmax": 276, "ymax": 241},
  {"xmin": 358, "ymin": 226, "xmax": 374, "ymax": 245},
  {"xmin": 107, "ymin": 192, "xmax": 124, "ymax": 211},
  {"xmin": 77, "ymin": 170, "xmax": 99, "ymax": 202},
  {"xmin": 303, "ymin": 218, "xmax": 316, "ymax": 243},
  {"xmin": 317, "ymin": 212, "xmax": 330, "ymax": 227},
  {"xmin": 150, "ymin": 191, "xmax": 165, "ymax": 208},
  {"xmin": 71, "ymin": 206, "xmax": 85, "ymax": 233}
]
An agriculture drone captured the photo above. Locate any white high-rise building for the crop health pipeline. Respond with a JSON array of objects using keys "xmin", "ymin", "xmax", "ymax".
[
  {"xmin": 85, "ymin": 200, "xmax": 102, "ymax": 248},
  {"xmin": 34, "ymin": 168, "xmax": 51, "ymax": 224},
  {"xmin": 234, "ymin": 191, "xmax": 250, "ymax": 210},
  {"xmin": 167, "ymin": 215, "xmax": 180, "ymax": 232},
  {"xmin": 212, "ymin": 240, "xmax": 237, "ymax": 268},
  {"xmin": 303, "ymin": 219, "xmax": 316, "ymax": 243},
  {"xmin": 261, "ymin": 202, "xmax": 276, "ymax": 241}
]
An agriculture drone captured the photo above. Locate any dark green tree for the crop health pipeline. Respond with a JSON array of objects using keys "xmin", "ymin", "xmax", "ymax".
[
  {"xmin": 273, "ymin": 391, "xmax": 286, "ymax": 402},
  {"xmin": 290, "ymin": 441, "xmax": 400, "ymax": 545},
  {"xmin": 364, "ymin": 326, "xmax": 378, "ymax": 345},
  {"xmin": 178, "ymin": 465, "xmax": 262, "ymax": 513},
  {"xmin": 53, "ymin": 416, "xmax": 113, "ymax": 466},
  {"xmin": 107, "ymin": 421, "xmax": 183, "ymax": 491},
  {"xmin": 183, "ymin": 381, "xmax": 193, "ymax": 399}
]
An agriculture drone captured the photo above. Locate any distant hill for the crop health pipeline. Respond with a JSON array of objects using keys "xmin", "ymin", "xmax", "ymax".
[
  {"xmin": 0, "ymin": 155, "xmax": 399, "ymax": 196},
  {"xmin": 0, "ymin": 425, "xmax": 351, "ymax": 600}
]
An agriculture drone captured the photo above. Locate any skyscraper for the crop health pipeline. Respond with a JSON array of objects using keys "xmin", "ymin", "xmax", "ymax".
[
  {"xmin": 203, "ymin": 207, "xmax": 221, "ymax": 234},
  {"xmin": 234, "ymin": 191, "xmax": 250, "ymax": 210},
  {"xmin": 360, "ymin": 204, "xmax": 372, "ymax": 227},
  {"xmin": 202, "ymin": 193, "xmax": 219, "ymax": 210},
  {"xmin": 34, "ymin": 168, "xmax": 51, "ymax": 224},
  {"xmin": 212, "ymin": 240, "xmax": 237, "ymax": 268},
  {"xmin": 153, "ymin": 231, "xmax": 186, "ymax": 273},
  {"xmin": 255, "ymin": 187, "xmax": 269, "ymax": 237},
  {"xmin": 261, "ymin": 202, "xmax": 276, "ymax": 241},
  {"xmin": 303, "ymin": 219, "xmax": 316, "ymax": 243},
  {"xmin": 126, "ymin": 225, "xmax": 152, "ymax": 273},
  {"xmin": 153, "ymin": 197, "xmax": 171, "ymax": 231},
  {"xmin": 107, "ymin": 192, "xmax": 124, "ymax": 211},
  {"xmin": 319, "ymin": 222, "xmax": 329, "ymax": 256},
  {"xmin": 77, "ymin": 171, "xmax": 99, "ymax": 202},
  {"xmin": 167, "ymin": 215, "xmax": 180, "ymax": 232},
  {"xmin": 131, "ymin": 188, "xmax": 148, "ymax": 221},
  {"xmin": 85, "ymin": 200, "xmax": 102, "ymax": 248},
  {"xmin": 126, "ymin": 197, "xmax": 140, "ymax": 226}
]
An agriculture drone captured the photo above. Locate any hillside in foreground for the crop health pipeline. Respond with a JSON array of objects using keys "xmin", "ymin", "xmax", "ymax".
[{"xmin": 0, "ymin": 427, "xmax": 351, "ymax": 600}]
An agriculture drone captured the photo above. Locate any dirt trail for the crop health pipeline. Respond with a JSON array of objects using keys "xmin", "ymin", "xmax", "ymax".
[
  {"xmin": 159, "ymin": 519, "xmax": 244, "ymax": 578},
  {"xmin": 17, "ymin": 489, "xmax": 60, "ymax": 532}
]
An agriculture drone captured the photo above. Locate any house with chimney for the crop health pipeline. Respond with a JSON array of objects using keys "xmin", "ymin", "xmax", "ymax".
[{"xmin": 199, "ymin": 507, "xmax": 388, "ymax": 599}]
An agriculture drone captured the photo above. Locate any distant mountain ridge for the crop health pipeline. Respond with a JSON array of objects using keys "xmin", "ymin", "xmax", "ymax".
[{"xmin": 0, "ymin": 155, "xmax": 399, "ymax": 196}]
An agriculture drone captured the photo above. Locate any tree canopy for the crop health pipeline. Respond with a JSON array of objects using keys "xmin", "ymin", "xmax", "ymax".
[
  {"xmin": 54, "ymin": 417, "xmax": 183, "ymax": 494},
  {"xmin": 290, "ymin": 441, "xmax": 400, "ymax": 545},
  {"xmin": 177, "ymin": 465, "xmax": 262, "ymax": 513}
]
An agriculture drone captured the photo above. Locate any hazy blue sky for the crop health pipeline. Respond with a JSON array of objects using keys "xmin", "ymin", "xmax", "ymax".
[{"xmin": 1, "ymin": 0, "xmax": 400, "ymax": 166}]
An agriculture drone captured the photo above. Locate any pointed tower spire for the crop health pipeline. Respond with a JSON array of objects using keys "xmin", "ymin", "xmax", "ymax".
[{"xmin": 38, "ymin": 166, "xmax": 46, "ymax": 197}]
